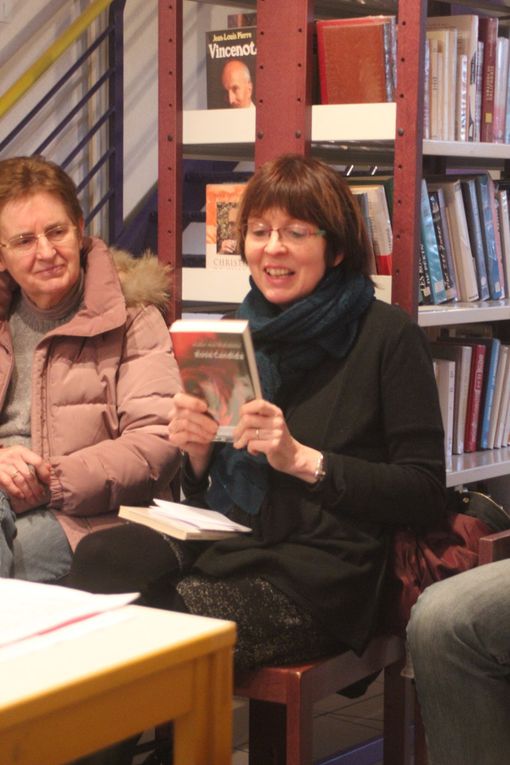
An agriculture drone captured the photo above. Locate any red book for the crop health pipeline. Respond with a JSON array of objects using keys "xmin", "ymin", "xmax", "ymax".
[
  {"xmin": 464, "ymin": 343, "xmax": 487, "ymax": 452},
  {"xmin": 316, "ymin": 16, "xmax": 396, "ymax": 104},
  {"xmin": 479, "ymin": 17, "xmax": 499, "ymax": 142}
]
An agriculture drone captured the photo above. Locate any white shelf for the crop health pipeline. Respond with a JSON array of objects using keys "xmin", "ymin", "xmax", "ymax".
[
  {"xmin": 447, "ymin": 448, "xmax": 510, "ymax": 487},
  {"xmin": 423, "ymin": 139, "xmax": 510, "ymax": 160},
  {"xmin": 183, "ymin": 269, "xmax": 392, "ymax": 305},
  {"xmin": 419, "ymin": 299, "xmax": 510, "ymax": 327}
]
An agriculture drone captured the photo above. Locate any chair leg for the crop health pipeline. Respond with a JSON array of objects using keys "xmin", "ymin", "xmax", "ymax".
[
  {"xmin": 248, "ymin": 699, "xmax": 286, "ymax": 765},
  {"xmin": 285, "ymin": 686, "xmax": 313, "ymax": 765},
  {"xmin": 383, "ymin": 661, "xmax": 414, "ymax": 765}
]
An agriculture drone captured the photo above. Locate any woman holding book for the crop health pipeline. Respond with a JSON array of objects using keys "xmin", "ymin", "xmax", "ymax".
[
  {"xmin": 0, "ymin": 155, "xmax": 181, "ymax": 581},
  {"xmin": 68, "ymin": 154, "xmax": 447, "ymax": 675}
]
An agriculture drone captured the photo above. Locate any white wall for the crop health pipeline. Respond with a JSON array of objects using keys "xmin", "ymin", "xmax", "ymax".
[{"xmin": 0, "ymin": 0, "xmax": 249, "ymax": 225}]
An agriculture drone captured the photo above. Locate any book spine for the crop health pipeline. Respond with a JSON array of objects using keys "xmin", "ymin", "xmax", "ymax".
[
  {"xmin": 460, "ymin": 179, "xmax": 490, "ymax": 301},
  {"xmin": 420, "ymin": 180, "xmax": 447, "ymax": 303},
  {"xmin": 456, "ymin": 53, "xmax": 468, "ymax": 142},
  {"xmin": 418, "ymin": 240, "xmax": 433, "ymax": 305},
  {"xmin": 428, "ymin": 189, "xmax": 457, "ymax": 300},
  {"xmin": 476, "ymin": 174, "xmax": 504, "ymax": 299},
  {"xmin": 464, "ymin": 345, "xmax": 486, "ymax": 452},
  {"xmin": 423, "ymin": 38, "xmax": 431, "ymax": 140},
  {"xmin": 478, "ymin": 339, "xmax": 501, "ymax": 450},
  {"xmin": 497, "ymin": 188, "xmax": 510, "ymax": 292},
  {"xmin": 474, "ymin": 40, "xmax": 484, "ymax": 142},
  {"xmin": 487, "ymin": 174, "xmax": 507, "ymax": 298},
  {"xmin": 479, "ymin": 17, "xmax": 499, "ymax": 143},
  {"xmin": 493, "ymin": 37, "xmax": 510, "ymax": 143}
]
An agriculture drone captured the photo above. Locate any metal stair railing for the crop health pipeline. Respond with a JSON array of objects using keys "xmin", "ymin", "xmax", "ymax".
[{"xmin": 0, "ymin": 0, "xmax": 126, "ymax": 243}]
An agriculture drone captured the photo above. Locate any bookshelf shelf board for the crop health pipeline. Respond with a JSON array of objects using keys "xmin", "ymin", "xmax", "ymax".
[
  {"xmin": 419, "ymin": 300, "xmax": 510, "ymax": 327},
  {"xmin": 447, "ymin": 448, "xmax": 510, "ymax": 488},
  {"xmin": 183, "ymin": 269, "xmax": 392, "ymax": 305},
  {"xmin": 312, "ymin": 104, "xmax": 396, "ymax": 142},
  {"xmin": 423, "ymin": 140, "xmax": 510, "ymax": 160}
]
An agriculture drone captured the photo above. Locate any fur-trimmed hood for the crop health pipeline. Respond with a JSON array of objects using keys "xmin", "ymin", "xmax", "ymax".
[{"xmin": 109, "ymin": 247, "xmax": 171, "ymax": 314}]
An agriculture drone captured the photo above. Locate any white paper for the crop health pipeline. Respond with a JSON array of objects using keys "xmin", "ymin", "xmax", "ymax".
[
  {"xmin": 152, "ymin": 498, "xmax": 251, "ymax": 533},
  {"xmin": 0, "ymin": 578, "xmax": 138, "ymax": 649}
]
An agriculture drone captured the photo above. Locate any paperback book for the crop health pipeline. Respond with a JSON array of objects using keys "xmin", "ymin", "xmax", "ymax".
[
  {"xmin": 205, "ymin": 182, "xmax": 248, "ymax": 271},
  {"xmin": 169, "ymin": 318, "xmax": 262, "ymax": 442},
  {"xmin": 119, "ymin": 500, "xmax": 251, "ymax": 541},
  {"xmin": 206, "ymin": 26, "xmax": 257, "ymax": 109}
]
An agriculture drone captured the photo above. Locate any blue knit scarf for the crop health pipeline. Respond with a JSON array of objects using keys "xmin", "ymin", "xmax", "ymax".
[{"xmin": 206, "ymin": 265, "xmax": 375, "ymax": 516}]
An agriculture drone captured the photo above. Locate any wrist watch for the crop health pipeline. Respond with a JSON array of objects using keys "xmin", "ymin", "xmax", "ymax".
[{"xmin": 313, "ymin": 452, "xmax": 326, "ymax": 483}]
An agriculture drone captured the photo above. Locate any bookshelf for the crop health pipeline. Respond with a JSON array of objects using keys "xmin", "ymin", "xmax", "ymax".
[{"xmin": 159, "ymin": 0, "xmax": 510, "ymax": 489}]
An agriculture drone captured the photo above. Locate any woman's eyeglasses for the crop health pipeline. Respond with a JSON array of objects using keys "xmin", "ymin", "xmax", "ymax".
[
  {"xmin": 243, "ymin": 223, "xmax": 326, "ymax": 247},
  {"xmin": 0, "ymin": 223, "xmax": 77, "ymax": 256}
]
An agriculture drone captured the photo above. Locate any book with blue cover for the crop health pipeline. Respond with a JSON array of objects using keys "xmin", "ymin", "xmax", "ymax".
[
  {"xmin": 476, "ymin": 174, "xmax": 504, "ymax": 300},
  {"xmin": 461, "ymin": 178, "xmax": 490, "ymax": 301},
  {"xmin": 420, "ymin": 179, "xmax": 447, "ymax": 303}
]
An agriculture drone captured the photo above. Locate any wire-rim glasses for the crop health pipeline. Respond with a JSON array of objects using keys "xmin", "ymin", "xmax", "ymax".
[
  {"xmin": 242, "ymin": 222, "xmax": 326, "ymax": 247},
  {"xmin": 0, "ymin": 223, "xmax": 77, "ymax": 256}
]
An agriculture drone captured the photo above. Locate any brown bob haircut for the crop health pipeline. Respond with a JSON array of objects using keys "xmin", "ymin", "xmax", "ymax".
[
  {"xmin": 0, "ymin": 155, "xmax": 83, "ymax": 228},
  {"xmin": 236, "ymin": 153, "xmax": 373, "ymax": 276}
]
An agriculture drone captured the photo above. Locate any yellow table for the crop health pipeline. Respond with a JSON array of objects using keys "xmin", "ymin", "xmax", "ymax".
[{"xmin": 0, "ymin": 606, "xmax": 236, "ymax": 765}]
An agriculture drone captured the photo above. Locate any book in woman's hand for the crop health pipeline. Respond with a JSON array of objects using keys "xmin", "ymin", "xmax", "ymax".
[
  {"xmin": 170, "ymin": 319, "xmax": 262, "ymax": 441},
  {"xmin": 119, "ymin": 500, "xmax": 252, "ymax": 541}
]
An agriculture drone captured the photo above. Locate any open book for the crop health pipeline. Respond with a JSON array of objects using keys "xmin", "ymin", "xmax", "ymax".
[{"xmin": 119, "ymin": 499, "xmax": 252, "ymax": 541}]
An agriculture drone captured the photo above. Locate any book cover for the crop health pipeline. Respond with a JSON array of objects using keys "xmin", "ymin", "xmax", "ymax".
[
  {"xmin": 420, "ymin": 179, "xmax": 447, "ymax": 303},
  {"xmin": 227, "ymin": 12, "xmax": 257, "ymax": 28},
  {"xmin": 475, "ymin": 173, "xmax": 504, "ymax": 299},
  {"xmin": 460, "ymin": 177, "xmax": 490, "ymax": 301},
  {"xmin": 426, "ymin": 15, "xmax": 479, "ymax": 141},
  {"xmin": 486, "ymin": 174, "xmax": 506, "ymax": 298},
  {"xmin": 205, "ymin": 182, "xmax": 248, "ymax": 271},
  {"xmin": 425, "ymin": 25, "xmax": 457, "ymax": 141},
  {"xmin": 349, "ymin": 183, "xmax": 393, "ymax": 274},
  {"xmin": 479, "ymin": 17, "xmax": 499, "ymax": 142},
  {"xmin": 428, "ymin": 187, "xmax": 458, "ymax": 301},
  {"xmin": 205, "ymin": 27, "xmax": 257, "ymax": 109},
  {"xmin": 431, "ymin": 342, "xmax": 473, "ymax": 455},
  {"xmin": 478, "ymin": 337, "xmax": 501, "ymax": 449},
  {"xmin": 487, "ymin": 344, "xmax": 510, "ymax": 449},
  {"xmin": 456, "ymin": 52, "xmax": 469, "ymax": 141},
  {"xmin": 316, "ymin": 16, "xmax": 396, "ymax": 105},
  {"xmin": 474, "ymin": 40, "xmax": 484, "ymax": 142},
  {"xmin": 169, "ymin": 318, "xmax": 262, "ymax": 442},
  {"xmin": 418, "ymin": 239, "xmax": 433, "ymax": 305},
  {"xmin": 496, "ymin": 188, "xmax": 510, "ymax": 295},
  {"xmin": 119, "ymin": 500, "xmax": 251, "ymax": 541},
  {"xmin": 428, "ymin": 180, "xmax": 479, "ymax": 302},
  {"xmin": 465, "ymin": 343, "xmax": 487, "ymax": 452},
  {"xmin": 495, "ymin": 345, "xmax": 510, "ymax": 447}
]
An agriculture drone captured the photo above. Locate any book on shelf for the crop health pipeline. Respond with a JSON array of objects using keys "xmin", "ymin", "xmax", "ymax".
[
  {"xmin": 428, "ymin": 179, "xmax": 479, "ymax": 302},
  {"xmin": 227, "ymin": 12, "xmax": 257, "ymax": 28},
  {"xmin": 496, "ymin": 188, "xmax": 510, "ymax": 292},
  {"xmin": 426, "ymin": 14, "xmax": 479, "ymax": 142},
  {"xmin": 205, "ymin": 26, "xmax": 257, "ymax": 109},
  {"xmin": 420, "ymin": 179, "xmax": 447, "ymax": 304},
  {"xmin": 431, "ymin": 342, "xmax": 473, "ymax": 455},
  {"xmin": 205, "ymin": 182, "xmax": 248, "ymax": 271},
  {"xmin": 497, "ymin": 354, "xmax": 510, "ymax": 447},
  {"xmin": 460, "ymin": 177, "xmax": 490, "ymax": 301},
  {"xmin": 418, "ymin": 240, "xmax": 433, "ymax": 305},
  {"xmin": 486, "ymin": 173, "xmax": 506, "ymax": 298},
  {"xmin": 428, "ymin": 187, "xmax": 458, "ymax": 301},
  {"xmin": 487, "ymin": 344, "xmax": 510, "ymax": 449},
  {"xmin": 478, "ymin": 16, "xmax": 499, "ymax": 143},
  {"xmin": 465, "ymin": 342, "xmax": 487, "ymax": 453},
  {"xmin": 493, "ymin": 36, "xmax": 510, "ymax": 143},
  {"xmin": 119, "ymin": 500, "xmax": 252, "ymax": 541},
  {"xmin": 474, "ymin": 40, "xmax": 484, "ymax": 142},
  {"xmin": 348, "ymin": 183, "xmax": 393, "ymax": 275},
  {"xmin": 425, "ymin": 24, "xmax": 457, "ymax": 141},
  {"xmin": 475, "ymin": 173, "xmax": 505, "ymax": 300},
  {"xmin": 352, "ymin": 190, "xmax": 378, "ymax": 274},
  {"xmin": 316, "ymin": 15, "xmax": 396, "ymax": 105},
  {"xmin": 169, "ymin": 318, "xmax": 262, "ymax": 442},
  {"xmin": 456, "ymin": 52, "xmax": 469, "ymax": 142},
  {"xmin": 433, "ymin": 357, "xmax": 456, "ymax": 459}
]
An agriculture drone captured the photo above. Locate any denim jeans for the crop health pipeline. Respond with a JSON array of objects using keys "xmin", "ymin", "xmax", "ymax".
[
  {"xmin": 0, "ymin": 496, "xmax": 72, "ymax": 582},
  {"xmin": 407, "ymin": 560, "xmax": 510, "ymax": 765}
]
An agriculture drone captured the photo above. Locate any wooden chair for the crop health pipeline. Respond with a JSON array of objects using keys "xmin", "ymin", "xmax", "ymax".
[{"xmin": 234, "ymin": 633, "xmax": 413, "ymax": 765}]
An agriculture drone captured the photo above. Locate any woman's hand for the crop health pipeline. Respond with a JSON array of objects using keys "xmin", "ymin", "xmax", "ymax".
[
  {"xmin": 233, "ymin": 399, "xmax": 322, "ymax": 484},
  {"xmin": 0, "ymin": 446, "xmax": 51, "ymax": 502},
  {"xmin": 168, "ymin": 392, "xmax": 218, "ymax": 479}
]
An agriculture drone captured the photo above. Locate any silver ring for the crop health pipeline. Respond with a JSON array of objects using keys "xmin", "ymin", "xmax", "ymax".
[{"xmin": 256, "ymin": 428, "xmax": 260, "ymax": 440}]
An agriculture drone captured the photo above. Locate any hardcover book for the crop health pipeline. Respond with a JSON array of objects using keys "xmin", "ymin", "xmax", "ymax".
[
  {"xmin": 316, "ymin": 16, "xmax": 396, "ymax": 105},
  {"xmin": 475, "ymin": 173, "xmax": 504, "ymax": 299},
  {"xmin": 349, "ymin": 183, "xmax": 393, "ymax": 275},
  {"xmin": 205, "ymin": 182, "xmax": 248, "ymax": 271},
  {"xmin": 169, "ymin": 318, "xmax": 262, "ymax": 442},
  {"xmin": 119, "ymin": 500, "xmax": 251, "ymax": 541},
  {"xmin": 431, "ymin": 342, "xmax": 473, "ymax": 455},
  {"xmin": 460, "ymin": 177, "xmax": 490, "ymax": 301},
  {"xmin": 206, "ymin": 26, "xmax": 257, "ymax": 109},
  {"xmin": 420, "ymin": 179, "xmax": 447, "ymax": 303},
  {"xmin": 479, "ymin": 17, "xmax": 499, "ymax": 143},
  {"xmin": 428, "ymin": 187, "xmax": 458, "ymax": 301}
]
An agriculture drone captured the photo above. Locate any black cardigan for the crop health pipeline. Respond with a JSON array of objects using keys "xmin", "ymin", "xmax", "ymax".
[{"xmin": 183, "ymin": 299, "xmax": 447, "ymax": 653}]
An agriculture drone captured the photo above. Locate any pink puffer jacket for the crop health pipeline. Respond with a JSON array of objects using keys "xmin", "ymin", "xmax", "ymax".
[{"xmin": 0, "ymin": 237, "xmax": 181, "ymax": 549}]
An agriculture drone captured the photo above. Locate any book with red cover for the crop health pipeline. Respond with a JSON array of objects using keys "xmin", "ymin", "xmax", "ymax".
[
  {"xmin": 169, "ymin": 319, "xmax": 262, "ymax": 442},
  {"xmin": 316, "ymin": 16, "xmax": 396, "ymax": 105},
  {"xmin": 479, "ymin": 17, "xmax": 499, "ymax": 142},
  {"xmin": 464, "ymin": 343, "xmax": 487, "ymax": 452}
]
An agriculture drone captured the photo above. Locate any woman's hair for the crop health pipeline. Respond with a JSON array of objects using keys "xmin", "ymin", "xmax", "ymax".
[
  {"xmin": 0, "ymin": 155, "xmax": 83, "ymax": 227},
  {"xmin": 236, "ymin": 153, "xmax": 374, "ymax": 275}
]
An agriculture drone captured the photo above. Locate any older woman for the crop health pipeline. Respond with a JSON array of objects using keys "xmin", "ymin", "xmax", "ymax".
[
  {"xmin": 68, "ymin": 154, "xmax": 447, "ymax": 673},
  {"xmin": 0, "ymin": 155, "xmax": 180, "ymax": 582}
]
